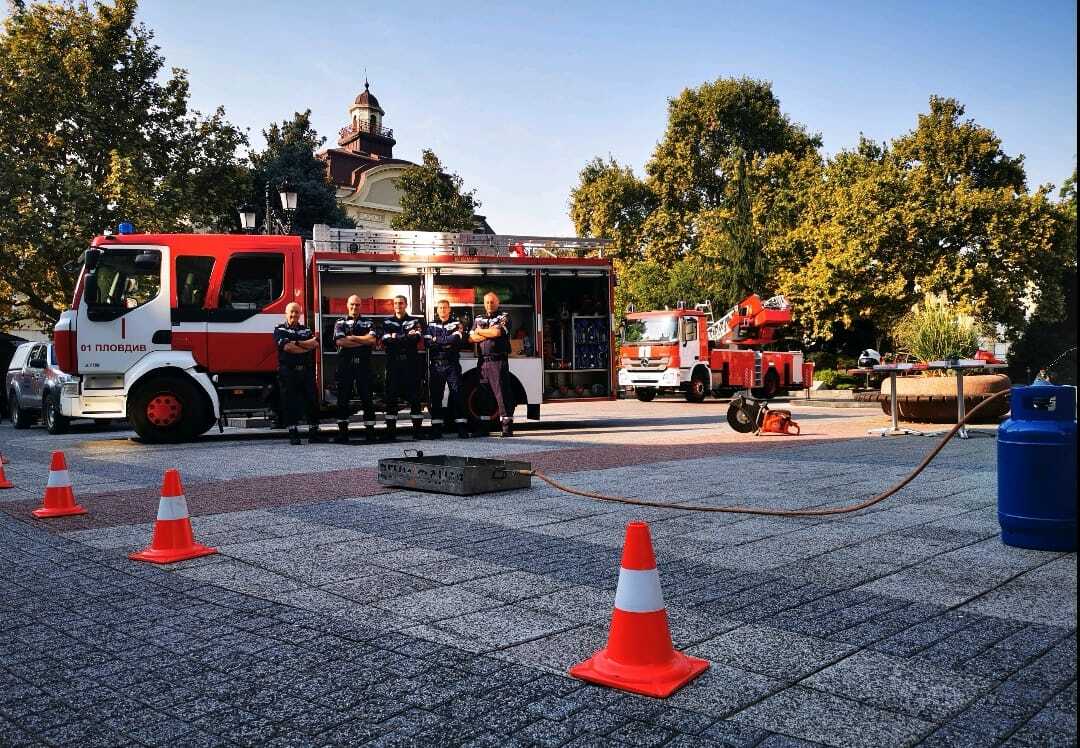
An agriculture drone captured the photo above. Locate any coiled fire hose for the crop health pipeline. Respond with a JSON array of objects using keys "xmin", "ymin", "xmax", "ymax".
[{"xmin": 514, "ymin": 389, "xmax": 1009, "ymax": 518}]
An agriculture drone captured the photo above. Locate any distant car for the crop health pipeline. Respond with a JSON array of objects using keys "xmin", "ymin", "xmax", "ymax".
[{"xmin": 5, "ymin": 341, "xmax": 78, "ymax": 433}]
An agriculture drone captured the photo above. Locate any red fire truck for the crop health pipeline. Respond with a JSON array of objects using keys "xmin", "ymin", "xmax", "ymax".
[
  {"xmin": 617, "ymin": 294, "xmax": 811, "ymax": 402},
  {"xmin": 53, "ymin": 225, "xmax": 615, "ymax": 442}
]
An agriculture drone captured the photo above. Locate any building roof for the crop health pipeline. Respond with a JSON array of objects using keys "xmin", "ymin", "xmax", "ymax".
[{"xmin": 353, "ymin": 81, "xmax": 384, "ymax": 115}]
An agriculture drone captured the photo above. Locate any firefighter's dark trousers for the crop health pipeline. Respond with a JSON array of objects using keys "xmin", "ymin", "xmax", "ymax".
[
  {"xmin": 385, "ymin": 355, "xmax": 423, "ymax": 424},
  {"xmin": 335, "ymin": 358, "xmax": 375, "ymax": 426},
  {"xmin": 429, "ymin": 358, "xmax": 467, "ymax": 429},
  {"xmin": 278, "ymin": 364, "xmax": 318, "ymax": 428},
  {"xmin": 479, "ymin": 356, "xmax": 515, "ymax": 423}
]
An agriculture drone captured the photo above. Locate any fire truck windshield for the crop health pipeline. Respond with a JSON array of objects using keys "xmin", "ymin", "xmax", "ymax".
[
  {"xmin": 622, "ymin": 316, "xmax": 677, "ymax": 344},
  {"xmin": 83, "ymin": 248, "xmax": 161, "ymax": 320}
]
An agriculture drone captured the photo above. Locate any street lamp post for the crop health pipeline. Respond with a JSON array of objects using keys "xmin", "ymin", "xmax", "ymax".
[{"xmin": 238, "ymin": 179, "xmax": 298, "ymax": 234}]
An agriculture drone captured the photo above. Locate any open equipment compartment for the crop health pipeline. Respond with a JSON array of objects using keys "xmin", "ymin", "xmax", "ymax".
[
  {"xmin": 541, "ymin": 269, "xmax": 615, "ymax": 401},
  {"xmin": 315, "ymin": 261, "xmax": 425, "ymax": 408}
]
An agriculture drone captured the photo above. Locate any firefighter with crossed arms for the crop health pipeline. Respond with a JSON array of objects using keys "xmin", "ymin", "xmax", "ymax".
[
  {"xmin": 469, "ymin": 291, "xmax": 515, "ymax": 437},
  {"xmin": 332, "ymin": 294, "xmax": 378, "ymax": 444},
  {"xmin": 273, "ymin": 302, "xmax": 325, "ymax": 445},
  {"xmin": 423, "ymin": 299, "xmax": 471, "ymax": 439},
  {"xmin": 380, "ymin": 295, "xmax": 425, "ymax": 441}
]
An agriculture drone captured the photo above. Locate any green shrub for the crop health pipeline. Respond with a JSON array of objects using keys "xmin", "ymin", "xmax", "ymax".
[
  {"xmin": 893, "ymin": 301, "xmax": 983, "ymax": 363},
  {"xmin": 814, "ymin": 368, "xmax": 858, "ymax": 389},
  {"xmin": 807, "ymin": 351, "xmax": 839, "ymax": 370}
]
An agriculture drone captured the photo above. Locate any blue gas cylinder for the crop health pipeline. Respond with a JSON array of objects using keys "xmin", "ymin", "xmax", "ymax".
[{"xmin": 997, "ymin": 384, "xmax": 1077, "ymax": 551}]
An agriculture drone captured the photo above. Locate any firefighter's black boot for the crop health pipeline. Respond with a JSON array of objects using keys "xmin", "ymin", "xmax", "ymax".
[
  {"xmin": 364, "ymin": 425, "xmax": 377, "ymax": 443},
  {"xmin": 456, "ymin": 423, "xmax": 470, "ymax": 439},
  {"xmin": 430, "ymin": 424, "xmax": 443, "ymax": 440},
  {"xmin": 381, "ymin": 420, "xmax": 397, "ymax": 442},
  {"xmin": 500, "ymin": 420, "xmax": 513, "ymax": 438},
  {"xmin": 288, "ymin": 428, "xmax": 301, "ymax": 446},
  {"xmin": 333, "ymin": 421, "xmax": 350, "ymax": 445},
  {"xmin": 412, "ymin": 417, "xmax": 426, "ymax": 439},
  {"xmin": 308, "ymin": 425, "xmax": 325, "ymax": 444}
]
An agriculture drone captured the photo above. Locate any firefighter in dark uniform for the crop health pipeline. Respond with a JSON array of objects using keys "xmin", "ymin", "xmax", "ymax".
[
  {"xmin": 332, "ymin": 294, "xmax": 378, "ymax": 444},
  {"xmin": 469, "ymin": 291, "xmax": 515, "ymax": 437},
  {"xmin": 380, "ymin": 295, "xmax": 425, "ymax": 441},
  {"xmin": 424, "ymin": 299, "xmax": 470, "ymax": 439},
  {"xmin": 273, "ymin": 302, "xmax": 324, "ymax": 445}
]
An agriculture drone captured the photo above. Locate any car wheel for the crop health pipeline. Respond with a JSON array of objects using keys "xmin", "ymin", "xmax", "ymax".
[
  {"xmin": 635, "ymin": 386, "xmax": 657, "ymax": 402},
  {"xmin": 11, "ymin": 392, "xmax": 33, "ymax": 429},
  {"xmin": 44, "ymin": 392, "xmax": 70, "ymax": 435}
]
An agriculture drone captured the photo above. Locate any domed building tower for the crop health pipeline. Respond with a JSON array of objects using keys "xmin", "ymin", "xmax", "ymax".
[
  {"xmin": 318, "ymin": 80, "xmax": 414, "ymax": 228},
  {"xmin": 318, "ymin": 81, "xmax": 494, "ymax": 232},
  {"xmin": 345, "ymin": 80, "xmax": 393, "ymax": 158}
]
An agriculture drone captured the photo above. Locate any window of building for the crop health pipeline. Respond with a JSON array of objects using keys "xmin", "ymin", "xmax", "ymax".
[{"xmin": 219, "ymin": 254, "xmax": 284, "ymax": 310}]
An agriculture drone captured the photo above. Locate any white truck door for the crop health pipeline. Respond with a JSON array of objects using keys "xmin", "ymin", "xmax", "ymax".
[{"xmin": 76, "ymin": 246, "xmax": 172, "ymax": 377}]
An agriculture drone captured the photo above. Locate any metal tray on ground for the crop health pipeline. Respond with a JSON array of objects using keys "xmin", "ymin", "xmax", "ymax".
[{"xmin": 377, "ymin": 454, "xmax": 532, "ymax": 495}]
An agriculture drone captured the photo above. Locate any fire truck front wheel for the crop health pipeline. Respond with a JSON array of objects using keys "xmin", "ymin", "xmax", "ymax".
[
  {"xmin": 128, "ymin": 375, "xmax": 206, "ymax": 443},
  {"xmin": 685, "ymin": 374, "xmax": 709, "ymax": 403},
  {"xmin": 634, "ymin": 387, "xmax": 657, "ymax": 402}
]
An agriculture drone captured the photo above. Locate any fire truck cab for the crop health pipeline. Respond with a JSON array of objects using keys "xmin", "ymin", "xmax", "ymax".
[
  {"xmin": 618, "ymin": 295, "xmax": 810, "ymax": 402},
  {"xmin": 53, "ymin": 226, "xmax": 615, "ymax": 442}
]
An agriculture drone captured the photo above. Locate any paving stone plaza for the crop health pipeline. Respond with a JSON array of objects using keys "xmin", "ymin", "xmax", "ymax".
[{"xmin": 0, "ymin": 399, "xmax": 1075, "ymax": 747}]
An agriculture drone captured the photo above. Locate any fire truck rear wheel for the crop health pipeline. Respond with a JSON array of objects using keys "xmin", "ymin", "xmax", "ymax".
[
  {"xmin": 635, "ymin": 387, "xmax": 657, "ymax": 402},
  {"xmin": 128, "ymin": 375, "xmax": 202, "ymax": 443},
  {"xmin": 751, "ymin": 370, "xmax": 781, "ymax": 400}
]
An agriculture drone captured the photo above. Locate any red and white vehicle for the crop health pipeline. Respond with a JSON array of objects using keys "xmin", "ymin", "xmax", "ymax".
[
  {"xmin": 618, "ymin": 294, "xmax": 812, "ymax": 402},
  {"xmin": 53, "ymin": 225, "xmax": 614, "ymax": 442}
]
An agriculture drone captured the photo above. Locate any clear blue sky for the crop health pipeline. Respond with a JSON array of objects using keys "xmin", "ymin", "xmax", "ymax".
[{"xmin": 135, "ymin": 0, "xmax": 1077, "ymax": 235}]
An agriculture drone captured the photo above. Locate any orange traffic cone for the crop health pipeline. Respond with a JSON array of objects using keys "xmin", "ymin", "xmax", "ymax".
[
  {"xmin": 31, "ymin": 451, "xmax": 87, "ymax": 518},
  {"xmin": 569, "ymin": 521, "xmax": 709, "ymax": 698},
  {"xmin": 0, "ymin": 460, "xmax": 13, "ymax": 489},
  {"xmin": 130, "ymin": 469, "xmax": 217, "ymax": 564}
]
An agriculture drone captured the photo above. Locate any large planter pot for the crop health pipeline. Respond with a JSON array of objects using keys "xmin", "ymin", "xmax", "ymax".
[{"xmin": 876, "ymin": 373, "xmax": 1011, "ymax": 423}]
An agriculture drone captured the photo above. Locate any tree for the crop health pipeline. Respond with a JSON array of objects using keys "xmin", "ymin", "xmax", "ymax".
[
  {"xmin": 781, "ymin": 98, "xmax": 1069, "ymax": 346},
  {"xmin": 0, "ymin": 0, "xmax": 248, "ymax": 329},
  {"xmin": 642, "ymin": 77, "xmax": 821, "ymax": 273},
  {"xmin": 569, "ymin": 157, "xmax": 655, "ymax": 261},
  {"xmin": 1007, "ymin": 169, "xmax": 1078, "ymax": 384},
  {"xmin": 247, "ymin": 110, "xmax": 352, "ymax": 234},
  {"xmin": 569, "ymin": 77, "xmax": 820, "ymax": 311},
  {"xmin": 391, "ymin": 149, "xmax": 479, "ymax": 231}
]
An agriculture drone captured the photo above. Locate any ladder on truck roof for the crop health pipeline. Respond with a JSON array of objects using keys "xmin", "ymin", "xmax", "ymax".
[{"xmin": 307, "ymin": 225, "xmax": 609, "ymax": 261}]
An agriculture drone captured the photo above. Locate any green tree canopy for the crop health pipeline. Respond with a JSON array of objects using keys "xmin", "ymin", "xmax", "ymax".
[
  {"xmin": 0, "ymin": 0, "xmax": 248, "ymax": 329},
  {"xmin": 247, "ymin": 110, "xmax": 352, "ymax": 234},
  {"xmin": 1007, "ymin": 168, "xmax": 1078, "ymax": 384},
  {"xmin": 570, "ymin": 77, "xmax": 820, "ymax": 314},
  {"xmin": 391, "ymin": 149, "xmax": 479, "ymax": 232},
  {"xmin": 781, "ymin": 97, "xmax": 1070, "ymax": 343},
  {"xmin": 568, "ymin": 157, "xmax": 655, "ymax": 260}
]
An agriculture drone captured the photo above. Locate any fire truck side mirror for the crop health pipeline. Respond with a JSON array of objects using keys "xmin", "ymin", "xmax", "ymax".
[
  {"xmin": 134, "ymin": 252, "xmax": 160, "ymax": 271},
  {"xmin": 84, "ymin": 248, "xmax": 102, "ymax": 271}
]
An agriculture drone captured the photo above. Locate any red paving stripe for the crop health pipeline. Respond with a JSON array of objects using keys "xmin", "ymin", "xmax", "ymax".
[
  {"xmin": 0, "ymin": 467, "xmax": 388, "ymax": 531},
  {"xmin": 2, "ymin": 418, "xmax": 875, "ymax": 532},
  {"xmin": 504, "ymin": 427, "xmax": 870, "ymax": 474}
]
